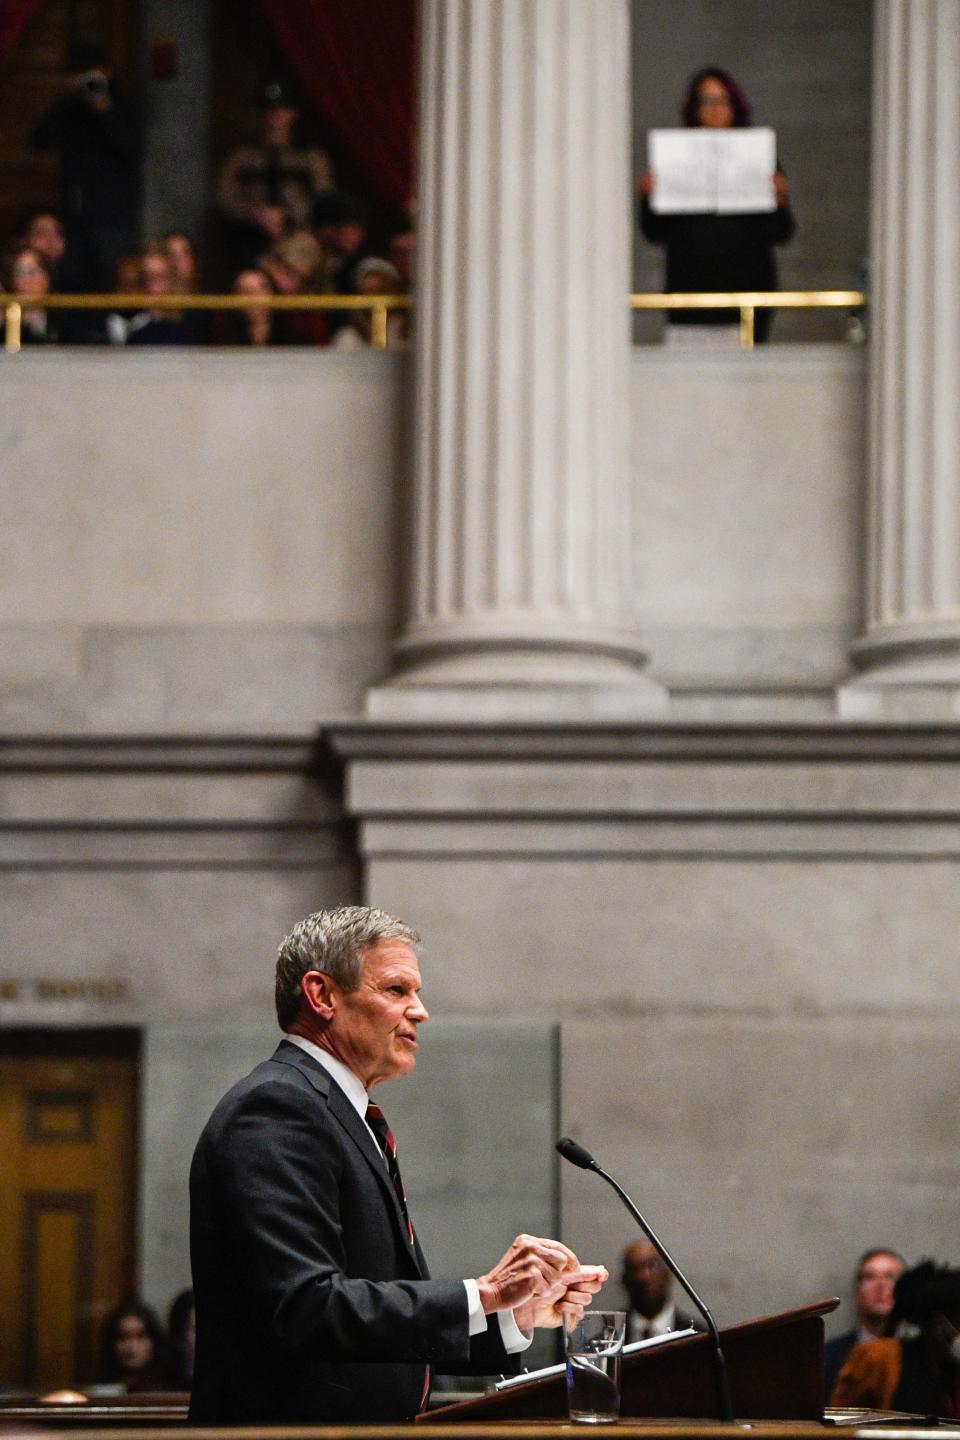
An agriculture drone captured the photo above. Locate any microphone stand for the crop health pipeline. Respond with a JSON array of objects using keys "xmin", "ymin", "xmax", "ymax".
[{"xmin": 557, "ymin": 1139, "xmax": 734, "ymax": 1422}]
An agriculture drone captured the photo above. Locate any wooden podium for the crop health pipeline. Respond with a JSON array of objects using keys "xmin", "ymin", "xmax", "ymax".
[{"xmin": 422, "ymin": 1298, "xmax": 839, "ymax": 1423}]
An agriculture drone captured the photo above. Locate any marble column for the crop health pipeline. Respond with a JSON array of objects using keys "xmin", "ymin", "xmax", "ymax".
[
  {"xmin": 841, "ymin": 0, "xmax": 960, "ymax": 716},
  {"xmin": 367, "ymin": 0, "xmax": 664, "ymax": 719}
]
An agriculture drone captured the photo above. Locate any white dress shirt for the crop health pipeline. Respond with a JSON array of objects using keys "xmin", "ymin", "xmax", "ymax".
[
  {"xmin": 627, "ymin": 1300, "xmax": 680, "ymax": 1342},
  {"xmin": 285, "ymin": 1033, "xmax": 531, "ymax": 1352}
]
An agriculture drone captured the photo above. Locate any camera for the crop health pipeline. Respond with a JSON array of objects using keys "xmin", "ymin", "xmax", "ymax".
[{"xmin": 79, "ymin": 70, "xmax": 110, "ymax": 99}]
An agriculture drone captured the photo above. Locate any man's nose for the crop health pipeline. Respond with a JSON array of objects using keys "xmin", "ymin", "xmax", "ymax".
[{"xmin": 409, "ymin": 994, "xmax": 429, "ymax": 1022}]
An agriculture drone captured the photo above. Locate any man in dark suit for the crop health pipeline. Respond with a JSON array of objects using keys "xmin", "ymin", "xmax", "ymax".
[
  {"xmin": 824, "ymin": 1248, "xmax": 905, "ymax": 1402},
  {"xmin": 621, "ymin": 1239, "xmax": 702, "ymax": 1342},
  {"xmin": 189, "ymin": 906, "xmax": 606, "ymax": 1424}
]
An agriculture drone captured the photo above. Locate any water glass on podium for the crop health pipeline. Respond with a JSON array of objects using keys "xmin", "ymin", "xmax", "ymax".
[{"xmin": 564, "ymin": 1310, "xmax": 626, "ymax": 1424}]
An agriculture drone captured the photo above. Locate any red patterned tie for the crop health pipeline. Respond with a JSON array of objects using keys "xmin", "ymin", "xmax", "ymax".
[
  {"xmin": 365, "ymin": 1101, "xmax": 415, "ymax": 1245},
  {"xmin": 365, "ymin": 1101, "xmax": 429, "ymax": 1412}
]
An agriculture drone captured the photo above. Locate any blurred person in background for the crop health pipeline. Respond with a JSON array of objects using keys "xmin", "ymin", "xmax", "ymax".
[
  {"xmin": 312, "ymin": 192, "xmax": 372, "ymax": 296},
  {"xmin": 331, "ymin": 257, "xmax": 406, "ymax": 350},
  {"xmin": 832, "ymin": 1260, "xmax": 960, "ymax": 1417},
  {"xmin": 215, "ymin": 267, "xmax": 299, "ymax": 347},
  {"xmin": 162, "ymin": 231, "xmax": 208, "ymax": 340},
  {"xmin": 105, "ymin": 243, "xmax": 192, "ymax": 346},
  {"xmin": 259, "ymin": 231, "xmax": 328, "ymax": 345},
  {"xmin": 165, "ymin": 1290, "xmax": 196, "ymax": 1391},
  {"xmin": 30, "ymin": 42, "xmax": 140, "ymax": 291},
  {"xmin": 1, "ymin": 246, "xmax": 59, "ymax": 344},
  {"xmin": 97, "ymin": 1301, "xmax": 167, "ymax": 1392},
  {"xmin": 16, "ymin": 209, "xmax": 68, "ymax": 287},
  {"xmin": 621, "ymin": 1239, "xmax": 700, "ymax": 1341},
  {"xmin": 162, "ymin": 231, "xmax": 200, "ymax": 294},
  {"xmin": 216, "ymin": 78, "xmax": 334, "ymax": 270},
  {"xmin": 638, "ymin": 66, "xmax": 794, "ymax": 344},
  {"xmin": 386, "ymin": 222, "xmax": 415, "ymax": 292},
  {"xmin": 825, "ymin": 1249, "xmax": 906, "ymax": 1400}
]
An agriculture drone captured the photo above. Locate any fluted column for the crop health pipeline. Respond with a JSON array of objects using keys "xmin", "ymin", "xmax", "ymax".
[
  {"xmin": 841, "ymin": 0, "xmax": 960, "ymax": 715},
  {"xmin": 368, "ymin": 0, "xmax": 663, "ymax": 719}
]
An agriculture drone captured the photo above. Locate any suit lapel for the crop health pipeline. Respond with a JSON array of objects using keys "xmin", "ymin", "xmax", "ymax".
[
  {"xmin": 326, "ymin": 1082, "xmax": 423, "ymax": 1271},
  {"xmin": 272, "ymin": 1040, "xmax": 423, "ymax": 1272}
]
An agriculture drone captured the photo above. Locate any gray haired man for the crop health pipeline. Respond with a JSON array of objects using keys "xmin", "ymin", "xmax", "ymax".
[{"xmin": 189, "ymin": 905, "xmax": 606, "ymax": 1423}]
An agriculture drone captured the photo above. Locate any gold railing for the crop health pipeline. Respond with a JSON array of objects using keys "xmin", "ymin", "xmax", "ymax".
[
  {"xmin": 630, "ymin": 289, "xmax": 866, "ymax": 348},
  {"xmin": 1, "ymin": 290, "xmax": 864, "ymax": 355},
  {"xmin": 0, "ymin": 292, "xmax": 413, "ymax": 355}
]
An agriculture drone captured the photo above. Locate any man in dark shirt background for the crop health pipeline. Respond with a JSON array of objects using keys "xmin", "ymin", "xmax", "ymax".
[{"xmin": 31, "ymin": 42, "xmax": 140, "ymax": 292}]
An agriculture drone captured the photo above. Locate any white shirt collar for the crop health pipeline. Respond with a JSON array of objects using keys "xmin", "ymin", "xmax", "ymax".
[
  {"xmin": 284, "ymin": 1032, "xmax": 369, "ymax": 1119},
  {"xmin": 629, "ymin": 1300, "xmax": 677, "ymax": 1338}
]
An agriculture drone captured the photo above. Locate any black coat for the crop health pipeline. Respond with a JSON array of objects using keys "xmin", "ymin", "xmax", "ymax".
[
  {"xmin": 640, "ymin": 190, "xmax": 795, "ymax": 338},
  {"xmin": 189, "ymin": 1039, "xmax": 512, "ymax": 1423}
]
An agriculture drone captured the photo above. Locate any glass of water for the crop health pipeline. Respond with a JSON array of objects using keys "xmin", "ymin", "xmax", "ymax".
[{"xmin": 564, "ymin": 1310, "xmax": 626, "ymax": 1424}]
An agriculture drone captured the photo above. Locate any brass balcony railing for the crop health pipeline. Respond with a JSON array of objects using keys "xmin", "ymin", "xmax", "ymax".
[
  {"xmin": 0, "ymin": 291, "xmax": 413, "ymax": 354},
  {"xmin": 1, "ymin": 289, "xmax": 864, "ymax": 355},
  {"xmin": 630, "ymin": 289, "xmax": 866, "ymax": 348}
]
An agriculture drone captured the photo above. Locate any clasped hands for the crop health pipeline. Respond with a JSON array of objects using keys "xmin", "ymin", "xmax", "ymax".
[{"xmin": 476, "ymin": 1234, "xmax": 607, "ymax": 1334}]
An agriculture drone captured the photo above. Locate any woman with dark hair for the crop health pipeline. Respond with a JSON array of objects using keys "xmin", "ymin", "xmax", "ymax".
[
  {"xmin": 1, "ymin": 246, "xmax": 59, "ymax": 344},
  {"xmin": 680, "ymin": 67, "xmax": 752, "ymax": 128},
  {"xmin": 638, "ymin": 67, "xmax": 795, "ymax": 343},
  {"xmin": 832, "ymin": 1261, "xmax": 960, "ymax": 1417},
  {"xmin": 97, "ymin": 1300, "xmax": 168, "ymax": 1392}
]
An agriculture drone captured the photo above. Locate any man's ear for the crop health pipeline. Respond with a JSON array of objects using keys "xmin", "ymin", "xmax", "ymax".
[{"xmin": 301, "ymin": 969, "xmax": 337, "ymax": 1020}]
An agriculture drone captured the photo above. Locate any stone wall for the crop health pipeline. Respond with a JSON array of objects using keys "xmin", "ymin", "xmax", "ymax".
[
  {"xmin": 2, "ymin": 344, "xmax": 955, "ymax": 1340},
  {"xmin": 0, "ymin": 346, "xmax": 862, "ymax": 729}
]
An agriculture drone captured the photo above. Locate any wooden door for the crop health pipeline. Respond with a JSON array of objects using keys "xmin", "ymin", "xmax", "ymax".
[{"xmin": 0, "ymin": 1039, "xmax": 138, "ymax": 1392}]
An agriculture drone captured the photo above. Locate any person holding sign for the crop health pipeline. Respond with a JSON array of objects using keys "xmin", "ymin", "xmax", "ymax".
[{"xmin": 638, "ymin": 68, "xmax": 795, "ymax": 343}]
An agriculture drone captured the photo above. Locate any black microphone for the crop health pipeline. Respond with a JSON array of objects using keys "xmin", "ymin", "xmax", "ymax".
[{"xmin": 556, "ymin": 1136, "xmax": 733, "ymax": 1422}]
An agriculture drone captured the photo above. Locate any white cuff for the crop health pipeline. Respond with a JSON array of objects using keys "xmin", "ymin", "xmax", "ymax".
[
  {"xmin": 464, "ymin": 1278, "xmax": 487, "ymax": 1337},
  {"xmin": 498, "ymin": 1309, "xmax": 534, "ymax": 1353}
]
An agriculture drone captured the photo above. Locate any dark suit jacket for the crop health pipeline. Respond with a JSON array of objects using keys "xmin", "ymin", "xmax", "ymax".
[{"xmin": 189, "ymin": 1039, "xmax": 513, "ymax": 1423}]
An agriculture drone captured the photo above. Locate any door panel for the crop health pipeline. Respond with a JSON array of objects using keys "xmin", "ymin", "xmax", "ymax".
[{"xmin": 0, "ymin": 1050, "xmax": 138, "ymax": 1391}]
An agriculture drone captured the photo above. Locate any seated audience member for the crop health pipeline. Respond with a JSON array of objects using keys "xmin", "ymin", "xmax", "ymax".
[
  {"xmin": 162, "ymin": 231, "xmax": 199, "ymax": 294},
  {"xmin": 97, "ymin": 1300, "xmax": 167, "ymax": 1392},
  {"xmin": 387, "ymin": 222, "xmax": 415, "ymax": 292},
  {"xmin": 331, "ymin": 257, "xmax": 406, "ymax": 350},
  {"xmin": 216, "ymin": 78, "xmax": 334, "ymax": 269},
  {"xmin": 114, "ymin": 252, "xmax": 142, "ymax": 296},
  {"xmin": 162, "ymin": 231, "xmax": 207, "ymax": 341},
  {"xmin": 106, "ymin": 244, "xmax": 192, "ymax": 346},
  {"xmin": 216, "ymin": 267, "xmax": 292, "ymax": 347},
  {"xmin": 825, "ymin": 1249, "xmax": 906, "ymax": 1401},
  {"xmin": 19, "ymin": 209, "xmax": 68, "ymax": 287},
  {"xmin": 259, "ymin": 232, "xmax": 327, "ymax": 345},
  {"xmin": 165, "ymin": 1289, "xmax": 196, "ymax": 1390},
  {"xmin": 832, "ymin": 1260, "xmax": 960, "ymax": 1417},
  {"xmin": 1, "ymin": 246, "xmax": 59, "ymax": 344},
  {"xmin": 621, "ymin": 1238, "xmax": 701, "ymax": 1341},
  {"xmin": 312, "ymin": 191, "xmax": 371, "ymax": 295},
  {"xmin": 30, "ymin": 42, "xmax": 140, "ymax": 290},
  {"xmin": 638, "ymin": 66, "xmax": 795, "ymax": 343}
]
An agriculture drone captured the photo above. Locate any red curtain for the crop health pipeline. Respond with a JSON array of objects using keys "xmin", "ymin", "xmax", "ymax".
[
  {"xmin": 256, "ymin": 0, "xmax": 417, "ymax": 210},
  {"xmin": 0, "ymin": 0, "xmax": 45, "ymax": 62}
]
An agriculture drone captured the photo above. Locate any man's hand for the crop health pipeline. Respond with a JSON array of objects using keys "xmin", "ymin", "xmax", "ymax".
[
  {"xmin": 475, "ymin": 1234, "xmax": 578, "ymax": 1315},
  {"xmin": 514, "ymin": 1264, "xmax": 608, "ymax": 1333}
]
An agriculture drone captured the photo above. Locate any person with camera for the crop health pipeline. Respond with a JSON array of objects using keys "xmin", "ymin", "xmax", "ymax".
[{"xmin": 31, "ymin": 42, "xmax": 140, "ymax": 291}]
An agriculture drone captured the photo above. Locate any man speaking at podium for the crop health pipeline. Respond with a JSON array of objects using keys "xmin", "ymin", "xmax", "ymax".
[{"xmin": 189, "ymin": 906, "xmax": 606, "ymax": 1424}]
